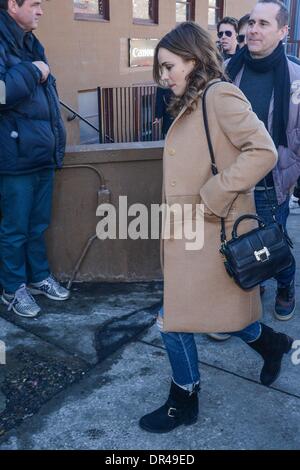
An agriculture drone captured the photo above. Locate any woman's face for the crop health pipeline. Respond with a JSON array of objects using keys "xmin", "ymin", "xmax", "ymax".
[{"xmin": 158, "ymin": 48, "xmax": 195, "ymax": 97}]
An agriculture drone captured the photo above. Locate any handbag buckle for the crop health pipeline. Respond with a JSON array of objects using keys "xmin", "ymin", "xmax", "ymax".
[
  {"xmin": 167, "ymin": 407, "xmax": 177, "ymax": 418},
  {"xmin": 254, "ymin": 247, "xmax": 270, "ymax": 262}
]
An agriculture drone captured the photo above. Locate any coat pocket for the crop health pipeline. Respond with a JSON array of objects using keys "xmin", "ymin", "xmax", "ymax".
[
  {"xmin": 286, "ymin": 129, "xmax": 300, "ymax": 157},
  {"xmin": 164, "ymin": 195, "xmax": 204, "ymax": 241},
  {"xmin": 16, "ymin": 117, "xmax": 56, "ymax": 165},
  {"xmin": 0, "ymin": 116, "xmax": 19, "ymax": 170}
]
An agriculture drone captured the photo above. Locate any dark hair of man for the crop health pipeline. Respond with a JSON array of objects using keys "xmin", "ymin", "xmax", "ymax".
[
  {"xmin": 258, "ymin": 0, "xmax": 289, "ymax": 28},
  {"xmin": 217, "ymin": 16, "xmax": 238, "ymax": 34},
  {"xmin": 238, "ymin": 14, "xmax": 250, "ymax": 33},
  {"xmin": 0, "ymin": 0, "xmax": 26, "ymax": 9}
]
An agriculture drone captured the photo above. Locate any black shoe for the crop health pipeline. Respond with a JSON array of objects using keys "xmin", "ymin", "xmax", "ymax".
[
  {"xmin": 139, "ymin": 381, "xmax": 200, "ymax": 434},
  {"xmin": 293, "ymin": 185, "xmax": 300, "ymax": 199},
  {"xmin": 274, "ymin": 282, "xmax": 296, "ymax": 321},
  {"xmin": 247, "ymin": 323, "xmax": 293, "ymax": 386}
]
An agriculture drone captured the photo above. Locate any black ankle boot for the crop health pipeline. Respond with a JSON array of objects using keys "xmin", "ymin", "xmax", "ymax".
[
  {"xmin": 248, "ymin": 323, "xmax": 294, "ymax": 386},
  {"xmin": 139, "ymin": 381, "xmax": 200, "ymax": 433}
]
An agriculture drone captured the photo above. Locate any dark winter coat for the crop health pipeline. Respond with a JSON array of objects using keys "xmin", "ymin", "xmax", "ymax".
[{"xmin": 0, "ymin": 10, "xmax": 66, "ymax": 174}]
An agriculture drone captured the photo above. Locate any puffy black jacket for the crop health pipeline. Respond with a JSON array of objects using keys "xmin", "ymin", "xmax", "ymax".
[{"xmin": 0, "ymin": 10, "xmax": 66, "ymax": 174}]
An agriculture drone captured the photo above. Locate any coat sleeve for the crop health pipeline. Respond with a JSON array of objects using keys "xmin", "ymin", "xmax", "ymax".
[
  {"xmin": 277, "ymin": 145, "xmax": 300, "ymax": 192},
  {"xmin": 0, "ymin": 44, "xmax": 42, "ymax": 111},
  {"xmin": 199, "ymin": 83, "xmax": 278, "ymax": 218},
  {"xmin": 276, "ymin": 76, "xmax": 300, "ymax": 188}
]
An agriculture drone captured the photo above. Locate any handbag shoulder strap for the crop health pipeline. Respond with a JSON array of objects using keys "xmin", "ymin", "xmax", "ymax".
[
  {"xmin": 202, "ymin": 82, "xmax": 220, "ymax": 176},
  {"xmin": 202, "ymin": 81, "xmax": 227, "ymax": 243}
]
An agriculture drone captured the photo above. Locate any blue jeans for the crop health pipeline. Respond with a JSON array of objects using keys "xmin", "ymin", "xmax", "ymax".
[
  {"xmin": 0, "ymin": 169, "xmax": 54, "ymax": 293},
  {"xmin": 254, "ymin": 188, "xmax": 295, "ymax": 287},
  {"xmin": 158, "ymin": 308, "xmax": 261, "ymax": 387}
]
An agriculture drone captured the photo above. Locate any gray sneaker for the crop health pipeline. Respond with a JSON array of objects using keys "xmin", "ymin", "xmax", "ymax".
[
  {"xmin": 2, "ymin": 284, "xmax": 41, "ymax": 317},
  {"xmin": 207, "ymin": 333, "xmax": 231, "ymax": 341},
  {"xmin": 29, "ymin": 275, "xmax": 70, "ymax": 301}
]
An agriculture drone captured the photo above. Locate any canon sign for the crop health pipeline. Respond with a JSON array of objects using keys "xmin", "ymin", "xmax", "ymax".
[
  {"xmin": 132, "ymin": 48, "xmax": 154, "ymax": 58},
  {"xmin": 129, "ymin": 38, "xmax": 159, "ymax": 67}
]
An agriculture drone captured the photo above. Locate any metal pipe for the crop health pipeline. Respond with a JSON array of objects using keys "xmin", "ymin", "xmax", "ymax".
[
  {"xmin": 62, "ymin": 164, "xmax": 105, "ymax": 188},
  {"xmin": 61, "ymin": 164, "xmax": 110, "ymax": 288},
  {"xmin": 66, "ymin": 234, "xmax": 98, "ymax": 290}
]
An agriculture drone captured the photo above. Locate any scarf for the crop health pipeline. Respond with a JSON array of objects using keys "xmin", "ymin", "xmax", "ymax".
[{"xmin": 227, "ymin": 42, "xmax": 290, "ymax": 148}]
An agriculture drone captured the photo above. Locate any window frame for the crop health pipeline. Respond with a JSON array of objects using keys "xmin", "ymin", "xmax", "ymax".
[
  {"xmin": 289, "ymin": 0, "xmax": 297, "ymax": 40},
  {"xmin": 208, "ymin": 0, "xmax": 224, "ymax": 27},
  {"xmin": 287, "ymin": 0, "xmax": 300, "ymax": 57},
  {"xmin": 74, "ymin": 0, "xmax": 110, "ymax": 22},
  {"xmin": 176, "ymin": 0, "xmax": 195, "ymax": 23},
  {"xmin": 132, "ymin": 0, "xmax": 159, "ymax": 25}
]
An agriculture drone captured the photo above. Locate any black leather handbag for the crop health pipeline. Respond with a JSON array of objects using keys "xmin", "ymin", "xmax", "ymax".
[
  {"xmin": 202, "ymin": 83, "xmax": 294, "ymax": 291},
  {"xmin": 219, "ymin": 214, "xmax": 294, "ymax": 290}
]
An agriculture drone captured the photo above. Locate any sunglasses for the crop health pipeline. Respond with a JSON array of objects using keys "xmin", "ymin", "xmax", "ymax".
[
  {"xmin": 217, "ymin": 30, "xmax": 233, "ymax": 39},
  {"xmin": 237, "ymin": 34, "xmax": 245, "ymax": 44}
]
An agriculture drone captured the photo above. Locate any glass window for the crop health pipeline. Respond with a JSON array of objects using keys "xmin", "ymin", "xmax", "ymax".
[
  {"xmin": 132, "ymin": 0, "xmax": 158, "ymax": 24},
  {"xmin": 133, "ymin": 0, "xmax": 150, "ymax": 20},
  {"xmin": 208, "ymin": 0, "xmax": 224, "ymax": 26},
  {"xmin": 176, "ymin": 1, "xmax": 195, "ymax": 22},
  {"xmin": 74, "ymin": 0, "xmax": 110, "ymax": 21}
]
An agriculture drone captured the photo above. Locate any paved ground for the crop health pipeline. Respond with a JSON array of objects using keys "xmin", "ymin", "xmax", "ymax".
[{"xmin": 0, "ymin": 208, "xmax": 299, "ymax": 450}]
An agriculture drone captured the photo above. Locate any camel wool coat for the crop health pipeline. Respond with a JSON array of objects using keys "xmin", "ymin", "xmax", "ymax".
[{"xmin": 161, "ymin": 81, "xmax": 278, "ymax": 333}]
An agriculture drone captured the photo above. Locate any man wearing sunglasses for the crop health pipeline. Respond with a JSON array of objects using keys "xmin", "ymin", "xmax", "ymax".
[{"xmin": 217, "ymin": 16, "xmax": 239, "ymax": 60}]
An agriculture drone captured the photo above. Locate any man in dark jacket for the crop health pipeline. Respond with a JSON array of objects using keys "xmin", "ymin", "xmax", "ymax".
[
  {"xmin": 154, "ymin": 87, "xmax": 173, "ymax": 138},
  {"xmin": 0, "ymin": 0, "xmax": 70, "ymax": 318},
  {"xmin": 226, "ymin": 0, "xmax": 300, "ymax": 322},
  {"xmin": 209, "ymin": 0, "xmax": 299, "ymax": 342}
]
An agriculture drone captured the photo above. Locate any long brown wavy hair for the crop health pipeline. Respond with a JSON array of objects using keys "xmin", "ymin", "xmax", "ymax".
[{"xmin": 153, "ymin": 22, "xmax": 225, "ymax": 117}]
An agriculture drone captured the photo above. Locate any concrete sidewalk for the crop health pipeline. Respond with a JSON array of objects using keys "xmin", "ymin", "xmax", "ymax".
[{"xmin": 0, "ymin": 209, "xmax": 299, "ymax": 450}]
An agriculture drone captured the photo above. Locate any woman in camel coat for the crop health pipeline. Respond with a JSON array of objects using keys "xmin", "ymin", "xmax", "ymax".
[{"xmin": 139, "ymin": 22, "xmax": 294, "ymax": 434}]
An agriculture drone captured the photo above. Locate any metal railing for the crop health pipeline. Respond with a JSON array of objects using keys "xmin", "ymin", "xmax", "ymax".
[{"xmin": 60, "ymin": 100, "xmax": 100, "ymax": 134}]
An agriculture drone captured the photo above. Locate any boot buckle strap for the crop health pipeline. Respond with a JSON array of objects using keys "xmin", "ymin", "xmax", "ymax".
[{"xmin": 167, "ymin": 407, "xmax": 177, "ymax": 418}]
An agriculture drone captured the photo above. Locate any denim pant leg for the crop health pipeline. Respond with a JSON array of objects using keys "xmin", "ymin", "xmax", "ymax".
[
  {"xmin": 0, "ymin": 174, "xmax": 35, "ymax": 292},
  {"xmin": 0, "ymin": 170, "xmax": 53, "ymax": 293},
  {"xmin": 254, "ymin": 189, "xmax": 295, "ymax": 287},
  {"xmin": 228, "ymin": 321, "xmax": 261, "ymax": 343},
  {"xmin": 158, "ymin": 308, "xmax": 200, "ymax": 387},
  {"xmin": 26, "ymin": 169, "xmax": 54, "ymax": 284}
]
